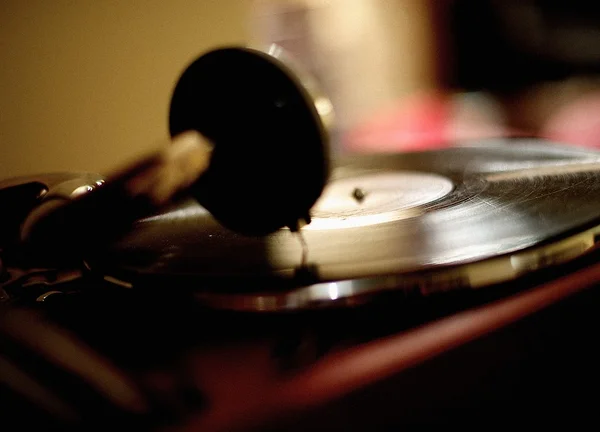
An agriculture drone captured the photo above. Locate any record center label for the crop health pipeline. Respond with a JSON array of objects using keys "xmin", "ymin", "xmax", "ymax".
[{"xmin": 306, "ymin": 172, "xmax": 454, "ymax": 230}]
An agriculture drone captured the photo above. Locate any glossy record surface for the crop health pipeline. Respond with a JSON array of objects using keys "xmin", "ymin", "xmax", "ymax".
[{"xmin": 92, "ymin": 139, "xmax": 600, "ymax": 295}]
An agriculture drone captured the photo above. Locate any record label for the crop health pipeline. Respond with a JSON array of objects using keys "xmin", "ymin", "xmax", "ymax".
[{"xmin": 307, "ymin": 172, "xmax": 454, "ymax": 230}]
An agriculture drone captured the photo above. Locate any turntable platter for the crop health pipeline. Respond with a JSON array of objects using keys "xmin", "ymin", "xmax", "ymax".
[{"xmin": 91, "ymin": 138, "xmax": 600, "ymax": 309}]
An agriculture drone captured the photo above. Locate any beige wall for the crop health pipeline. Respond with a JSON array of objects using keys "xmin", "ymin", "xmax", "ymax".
[
  {"xmin": 0, "ymin": 0, "xmax": 250, "ymax": 178},
  {"xmin": 0, "ymin": 0, "xmax": 435, "ymax": 179}
]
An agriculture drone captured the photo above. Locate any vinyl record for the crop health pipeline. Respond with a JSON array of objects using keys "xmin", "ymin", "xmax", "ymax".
[{"xmin": 90, "ymin": 138, "xmax": 600, "ymax": 310}]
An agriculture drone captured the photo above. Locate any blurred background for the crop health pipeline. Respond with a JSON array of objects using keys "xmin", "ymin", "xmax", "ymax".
[{"xmin": 2, "ymin": 0, "xmax": 600, "ymax": 178}]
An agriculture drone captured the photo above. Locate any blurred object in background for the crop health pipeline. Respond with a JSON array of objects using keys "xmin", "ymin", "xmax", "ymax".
[
  {"xmin": 252, "ymin": 0, "xmax": 600, "ymax": 152},
  {"xmin": 345, "ymin": 91, "xmax": 509, "ymax": 152},
  {"xmin": 542, "ymin": 89, "xmax": 600, "ymax": 148},
  {"xmin": 250, "ymin": 0, "xmax": 438, "ymax": 152},
  {"xmin": 449, "ymin": 0, "xmax": 600, "ymax": 149},
  {"xmin": 449, "ymin": 0, "xmax": 600, "ymax": 94}
]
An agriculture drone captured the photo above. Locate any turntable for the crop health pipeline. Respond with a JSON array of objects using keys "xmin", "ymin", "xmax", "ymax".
[{"xmin": 3, "ymin": 46, "xmax": 600, "ymax": 431}]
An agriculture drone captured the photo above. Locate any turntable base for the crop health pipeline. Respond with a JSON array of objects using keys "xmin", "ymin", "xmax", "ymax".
[{"xmin": 4, "ymin": 249, "xmax": 600, "ymax": 431}]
